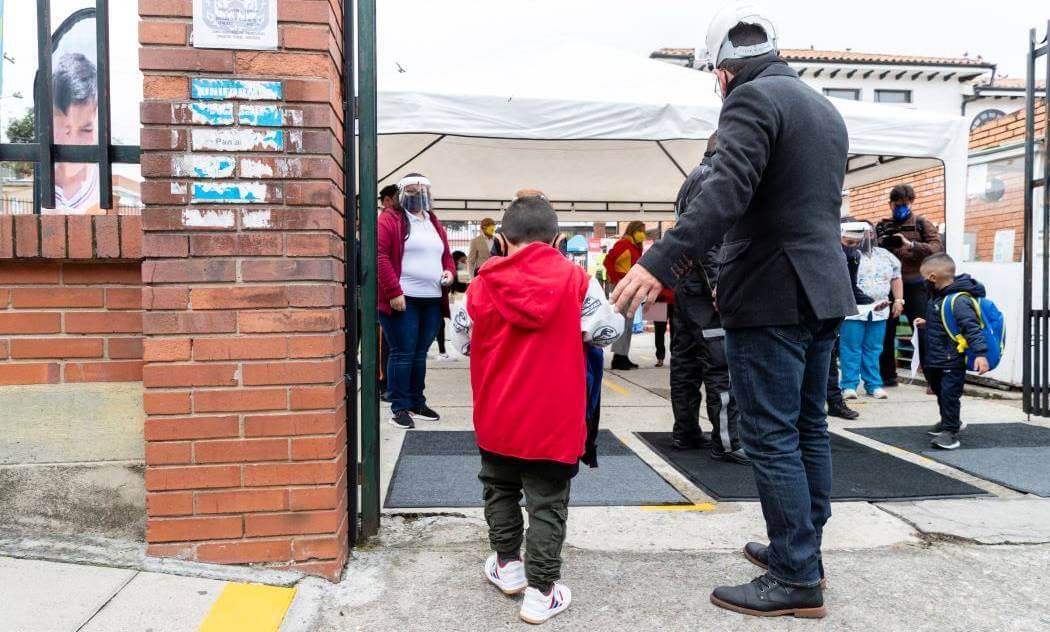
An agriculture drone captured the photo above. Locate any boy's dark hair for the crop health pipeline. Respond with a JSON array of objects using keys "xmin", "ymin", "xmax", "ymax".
[
  {"xmin": 718, "ymin": 24, "xmax": 769, "ymax": 75},
  {"xmin": 53, "ymin": 53, "xmax": 97, "ymax": 114},
  {"xmin": 921, "ymin": 252, "xmax": 956, "ymax": 276},
  {"xmin": 501, "ymin": 196, "xmax": 559, "ymax": 245},
  {"xmin": 889, "ymin": 184, "xmax": 916, "ymax": 204},
  {"xmin": 705, "ymin": 131, "xmax": 719, "ymax": 154},
  {"xmin": 378, "ymin": 184, "xmax": 399, "ymax": 200}
]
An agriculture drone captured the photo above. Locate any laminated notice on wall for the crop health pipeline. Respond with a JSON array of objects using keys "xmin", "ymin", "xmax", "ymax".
[{"xmin": 193, "ymin": 0, "xmax": 278, "ymax": 51}]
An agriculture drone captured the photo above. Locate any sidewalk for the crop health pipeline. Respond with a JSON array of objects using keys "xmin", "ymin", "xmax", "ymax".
[
  {"xmin": 0, "ymin": 556, "xmax": 299, "ymax": 632},
  {"xmin": 4, "ymin": 333, "xmax": 1050, "ymax": 631}
]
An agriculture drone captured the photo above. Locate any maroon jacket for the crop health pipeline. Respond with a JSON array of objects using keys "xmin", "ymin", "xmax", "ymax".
[{"xmin": 376, "ymin": 205, "xmax": 456, "ymax": 316}]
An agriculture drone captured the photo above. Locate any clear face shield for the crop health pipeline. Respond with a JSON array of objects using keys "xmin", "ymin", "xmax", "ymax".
[
  {"xmin": 397, "ymin": 175, "xmax": 433, "ymax": 214},
  {"xmin": 841, "ymin": 221, "xmax": 875, "ymax": 256}
]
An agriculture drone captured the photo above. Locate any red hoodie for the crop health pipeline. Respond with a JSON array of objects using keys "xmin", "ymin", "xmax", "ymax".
[{"xmin": 467, "ymin": 243, "xmax": 589, "ymax": 465}]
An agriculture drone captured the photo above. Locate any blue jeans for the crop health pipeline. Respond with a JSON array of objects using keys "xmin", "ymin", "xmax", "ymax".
[
  {"xmin": 839, "ymin": 318, "xmax": 885, "ymax": 393},
  {"xmin": 377, "ymin": 296, "xmax": 442, "ymax": 414},
  {"xmin": 725, "ymin": 318, "xmax": 839, "ymax": 588}
]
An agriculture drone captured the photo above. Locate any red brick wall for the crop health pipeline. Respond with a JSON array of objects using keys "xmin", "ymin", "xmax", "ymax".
[
  {"xmin": 139, "ymin": 0, "xmax": 348, "ymax": 581},
  {"xmin": 847, "ymin": 166, "xmax": 946, "ymax": 227},
  {"xmin": 0, "ymin": 216, "xmax": 144, "ymax": 385}
]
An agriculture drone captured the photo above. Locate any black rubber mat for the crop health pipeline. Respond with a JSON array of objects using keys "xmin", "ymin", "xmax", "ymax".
[
  {"xmin": 385, "ymin": 430, "xmax": 688, "ymax": 508},
  {"xmin": 636, "ymin": 431, "xmax": 987, "ymax": 502},
  {"xmin": 851, "ymin": 423, "xmax": 1050, "ymax": 496}
]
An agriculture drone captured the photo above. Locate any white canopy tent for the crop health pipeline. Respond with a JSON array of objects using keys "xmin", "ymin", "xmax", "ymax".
[{"xmin": 376, "ymin": 43, "xmax": 968, "ymax": 257}]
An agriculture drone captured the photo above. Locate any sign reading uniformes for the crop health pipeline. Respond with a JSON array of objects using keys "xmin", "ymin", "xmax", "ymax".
[{"xmin": 193, "ymin": 0, "xmax": 277, "ymax": 50}]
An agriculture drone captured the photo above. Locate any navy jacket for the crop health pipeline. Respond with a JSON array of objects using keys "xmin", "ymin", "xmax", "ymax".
[
  {"xmin": 925, "ymin": 274, "xmax": 989, "ymax": 369},
  {"xmin": 640, "ymin": 54, "xmax": 856, "ymax": 328}
]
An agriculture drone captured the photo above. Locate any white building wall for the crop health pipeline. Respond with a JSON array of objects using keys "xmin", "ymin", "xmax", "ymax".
[{"xmin": 792, "ymin": 65, "xmax": 974, "ymax": 116}]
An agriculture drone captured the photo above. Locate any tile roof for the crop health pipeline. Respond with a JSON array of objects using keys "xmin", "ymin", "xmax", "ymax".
[
  {"xmin": 780, "ymin": 49, "xmax": 993, "ymax": 67},
  {"xmin": 976, "ymin": 77, "xmax": 1047, "ymax": 90},
  {"xmin": 650, "ymin": 47, "xmax": 995, "ymax": 68}
]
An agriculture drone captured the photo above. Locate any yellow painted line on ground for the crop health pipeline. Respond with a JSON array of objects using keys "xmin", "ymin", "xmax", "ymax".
[
  {"xmin": 640, "ymin": 503, "xmax": 718, "ymax": 512},
  {"xmin": 603, "ymin": 379, "xmax": 629, "ymax": 395},
  {"xmin": 198, "ymin": 583, "xmax": 296, "ymax": 632}
]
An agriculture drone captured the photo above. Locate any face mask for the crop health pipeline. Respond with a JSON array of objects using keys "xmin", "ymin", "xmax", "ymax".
[
  {"xmin": 892, "ymin": 204, "xmax": 911, "ymax": 222},
  {"xmin": 633, "ymin": 231, "xmax": 647, "ymax": 244}
]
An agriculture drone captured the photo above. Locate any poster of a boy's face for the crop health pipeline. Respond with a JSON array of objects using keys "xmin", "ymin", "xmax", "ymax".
[{"xmin": 52, "ymin": 52, "xmax": 98, "ymax": 188}]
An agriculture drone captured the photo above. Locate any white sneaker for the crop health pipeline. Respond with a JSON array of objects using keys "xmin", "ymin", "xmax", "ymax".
[
  {"xmin": 484, "ymin": 553, "xmax": 526, "ymax": 595},
  {"xmin": 842, "ymin": 389, "xmax": 859, "ymax": 400},
  {"xmin": 870, "ymin": 388, "xmax": 889, "ymax": 399},
  {"xmin": 520, "ymin": 583, "xmax": 571, "ymax": 624},
  {"xmin": 435, "ymin": 353, "xmax": 457, "ymax": 362}
]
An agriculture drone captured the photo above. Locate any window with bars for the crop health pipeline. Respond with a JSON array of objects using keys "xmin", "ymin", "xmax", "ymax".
[{"xmin": 0, "ymin": 1, "xmax": 140, "ymax": 216}]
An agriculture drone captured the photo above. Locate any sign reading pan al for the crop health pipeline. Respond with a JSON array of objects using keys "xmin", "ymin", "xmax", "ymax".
[{"xmin": 193, "ymin": 0, "xmax": 278, "ymax": 51}]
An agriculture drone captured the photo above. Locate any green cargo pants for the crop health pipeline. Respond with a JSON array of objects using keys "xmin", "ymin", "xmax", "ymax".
[{"xmin": 479, "ymin": 456, "xmax": 572, "ymax": 590}]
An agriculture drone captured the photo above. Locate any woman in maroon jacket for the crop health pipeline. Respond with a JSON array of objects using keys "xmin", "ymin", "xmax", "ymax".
[{"xmin": 377, "ymin": 174, "xmax": 456, "ymax": 429}]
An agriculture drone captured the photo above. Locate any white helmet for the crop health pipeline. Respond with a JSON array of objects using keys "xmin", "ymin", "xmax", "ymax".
[{"xmin": 700, "ymin": 2, "xmax": 778, "ymax": 71}]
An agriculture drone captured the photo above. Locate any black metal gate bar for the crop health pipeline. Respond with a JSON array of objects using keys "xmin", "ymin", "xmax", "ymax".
[
  {"xmin": 341, "ymin": 0, "xmax": 360, "ymax": 548},
  {"xmin": 356, "ymin": 0, "xmax": 382, "ymax": 540},
  {"xmin": 1023, "ymin": 22, "xmax": 1050, "ymax": 416},
  {"xmin": 95, "ymin": 0, "xmax": 113, "ymax": 209},
  {"xmin": 35, "ymin": 0, "xmax": 55, "ymax": 209}
]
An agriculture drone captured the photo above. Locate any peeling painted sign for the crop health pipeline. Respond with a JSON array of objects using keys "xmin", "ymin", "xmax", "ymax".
[
  {"xmin": 185, "ymin": 103, "xmax": 235, "ymax": 125},
  {"xmin": 242, "ymin": 209, "xmax": 273, "ymax": 229},
  {"xmin": 191, "ymin": 78, "xmax": 283, "ymax": 101},
  {"xmin": 182, "ymin": 209, "xmax": 236, "ymax": 228},
  {"xmin": 239, "ymin": 158, "xmax": 275, "ymax": 178},
  {"xmin": 192, "ymin": 128, "xmax": 284, "ymax": 152},
  {"xmin": 238, "ymin": 105, "xmax": 284, "ymax": 127},
  {"xmin": 173, "ymin": 155, "xmax": 236, "ymax": 178},
  {"xmin": 192, "ymin": 182, "xmax": 272, "ymax": 204}
]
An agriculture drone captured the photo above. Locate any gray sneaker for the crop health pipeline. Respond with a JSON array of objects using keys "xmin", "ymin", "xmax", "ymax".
[
  {"xmin": 931, "ymin": 430, "xmax": 960, "ymax": 450},
  {"xmin": 927, "ymin": 420, "xmax": 967, "ymax": 436}
]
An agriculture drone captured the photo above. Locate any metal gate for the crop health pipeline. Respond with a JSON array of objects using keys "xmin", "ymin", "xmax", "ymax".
[
  {"xmin": 1022, "ymin": 22, "xmax": 1050, "ymax": 416},
  {"xmin": 343, "ymin": 0, "xmax": 381, "ymax": 545}
]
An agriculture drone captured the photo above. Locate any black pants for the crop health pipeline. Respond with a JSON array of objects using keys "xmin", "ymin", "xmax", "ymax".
[
  {"xmin": 437, "ymin": 318, "xmax": 447, "ymax": 354},
  {"xmin": 670, "ymin": 290, "xmax": 740, "ymax": 452},
  {"xmin": 654, "ymin": 312, "xmax": 674, "ymax": 361},
  {"xmin": 378, "ymin": 329, "xmax": 391, "ymax": 396},
  {"xmin": 926, "ymin": 366, "xmax": 965, "ymax": 432},
  {"xmin": 826, "ymin": 336, "xmax": 843, "ymax": 405},
  {"xmin": 479, "ymin": 456, "xmax": 571, "ymax": 590},
  {"xmin": 881, "ymin": 281, "xmax": 929, "ymax": 383}
]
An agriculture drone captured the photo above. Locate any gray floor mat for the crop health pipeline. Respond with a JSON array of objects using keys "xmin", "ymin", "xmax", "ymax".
[
  {"xmin": 384, "ymin": 430, "xmax": 688, "ymax": 508},
  {"xmin": 850, "ymin": 423, "xmax": 1050, "ymax": 496},
  {"xmin": 922, "ymin": 447, "xmax": 1050, "ymax": 497}
]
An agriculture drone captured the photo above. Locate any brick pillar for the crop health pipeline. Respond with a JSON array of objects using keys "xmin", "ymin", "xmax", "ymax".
[{"xmin": 139, "ymin": 0, "xmax": 348, "ymax": 581}]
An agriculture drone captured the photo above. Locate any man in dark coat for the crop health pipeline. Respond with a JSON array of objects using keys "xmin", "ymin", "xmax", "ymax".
[
  {"xmin": 670, "ymin": 133, "xmax": 751, "ymax": 464},
  {"xmin": 612, "ymin": 9, "xmax": 855, "ymax": 618}
]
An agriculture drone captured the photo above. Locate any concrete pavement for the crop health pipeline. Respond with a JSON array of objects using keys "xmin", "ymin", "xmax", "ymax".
[{"xmin": 4, "ymin": 332, "xmax": 1050, "ymax": 631}]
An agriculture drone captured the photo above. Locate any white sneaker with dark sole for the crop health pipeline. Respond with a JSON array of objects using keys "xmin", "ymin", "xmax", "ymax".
[
  {"xmin": 484, "ymin": 553, "xmax": 526, "ymax": 595},
  {"xmin": 520, "ymin": 583, "xmax": 571, "ymax": 624}
]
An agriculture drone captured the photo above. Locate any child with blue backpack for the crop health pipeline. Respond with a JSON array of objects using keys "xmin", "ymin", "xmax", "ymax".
[{"xmin": 914, "ymin": 253, "xmax": 1003, "ymax": 450}]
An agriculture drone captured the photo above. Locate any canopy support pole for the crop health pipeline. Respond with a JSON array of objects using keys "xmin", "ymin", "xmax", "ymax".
[
  {"xmin": 656, "ymin": 140, "xmax": 688, "ymax": 178},
  {"xmin": 378, "ymin": 134, "xmax": 447, "ymax": 183}
]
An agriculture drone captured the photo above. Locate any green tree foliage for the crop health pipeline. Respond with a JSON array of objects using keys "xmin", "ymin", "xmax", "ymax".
[{"xmin": 5, "ymin": 108, "xmax": 35, "ymax": 178}]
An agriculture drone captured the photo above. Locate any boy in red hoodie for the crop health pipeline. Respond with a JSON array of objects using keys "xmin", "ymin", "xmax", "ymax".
[{"xmin": 450, "ymin": 195, "xmax": 623, "ymax": 625}]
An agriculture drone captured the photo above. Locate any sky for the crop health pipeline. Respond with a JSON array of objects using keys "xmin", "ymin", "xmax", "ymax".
[{"xmin": 0, "ymin": 0, "xmax": 1046, "ymax": 144}]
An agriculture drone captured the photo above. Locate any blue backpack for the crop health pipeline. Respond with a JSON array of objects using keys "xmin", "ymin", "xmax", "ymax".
[{"xmin": 939, "ymin": 292, "xmax": 1005, "ymax": 371}]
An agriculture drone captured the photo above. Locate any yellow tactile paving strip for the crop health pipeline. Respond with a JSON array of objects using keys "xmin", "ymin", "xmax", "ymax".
[{"xmin": 198, "ymin": 583, "xmax": 296, "ymax": 632}]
